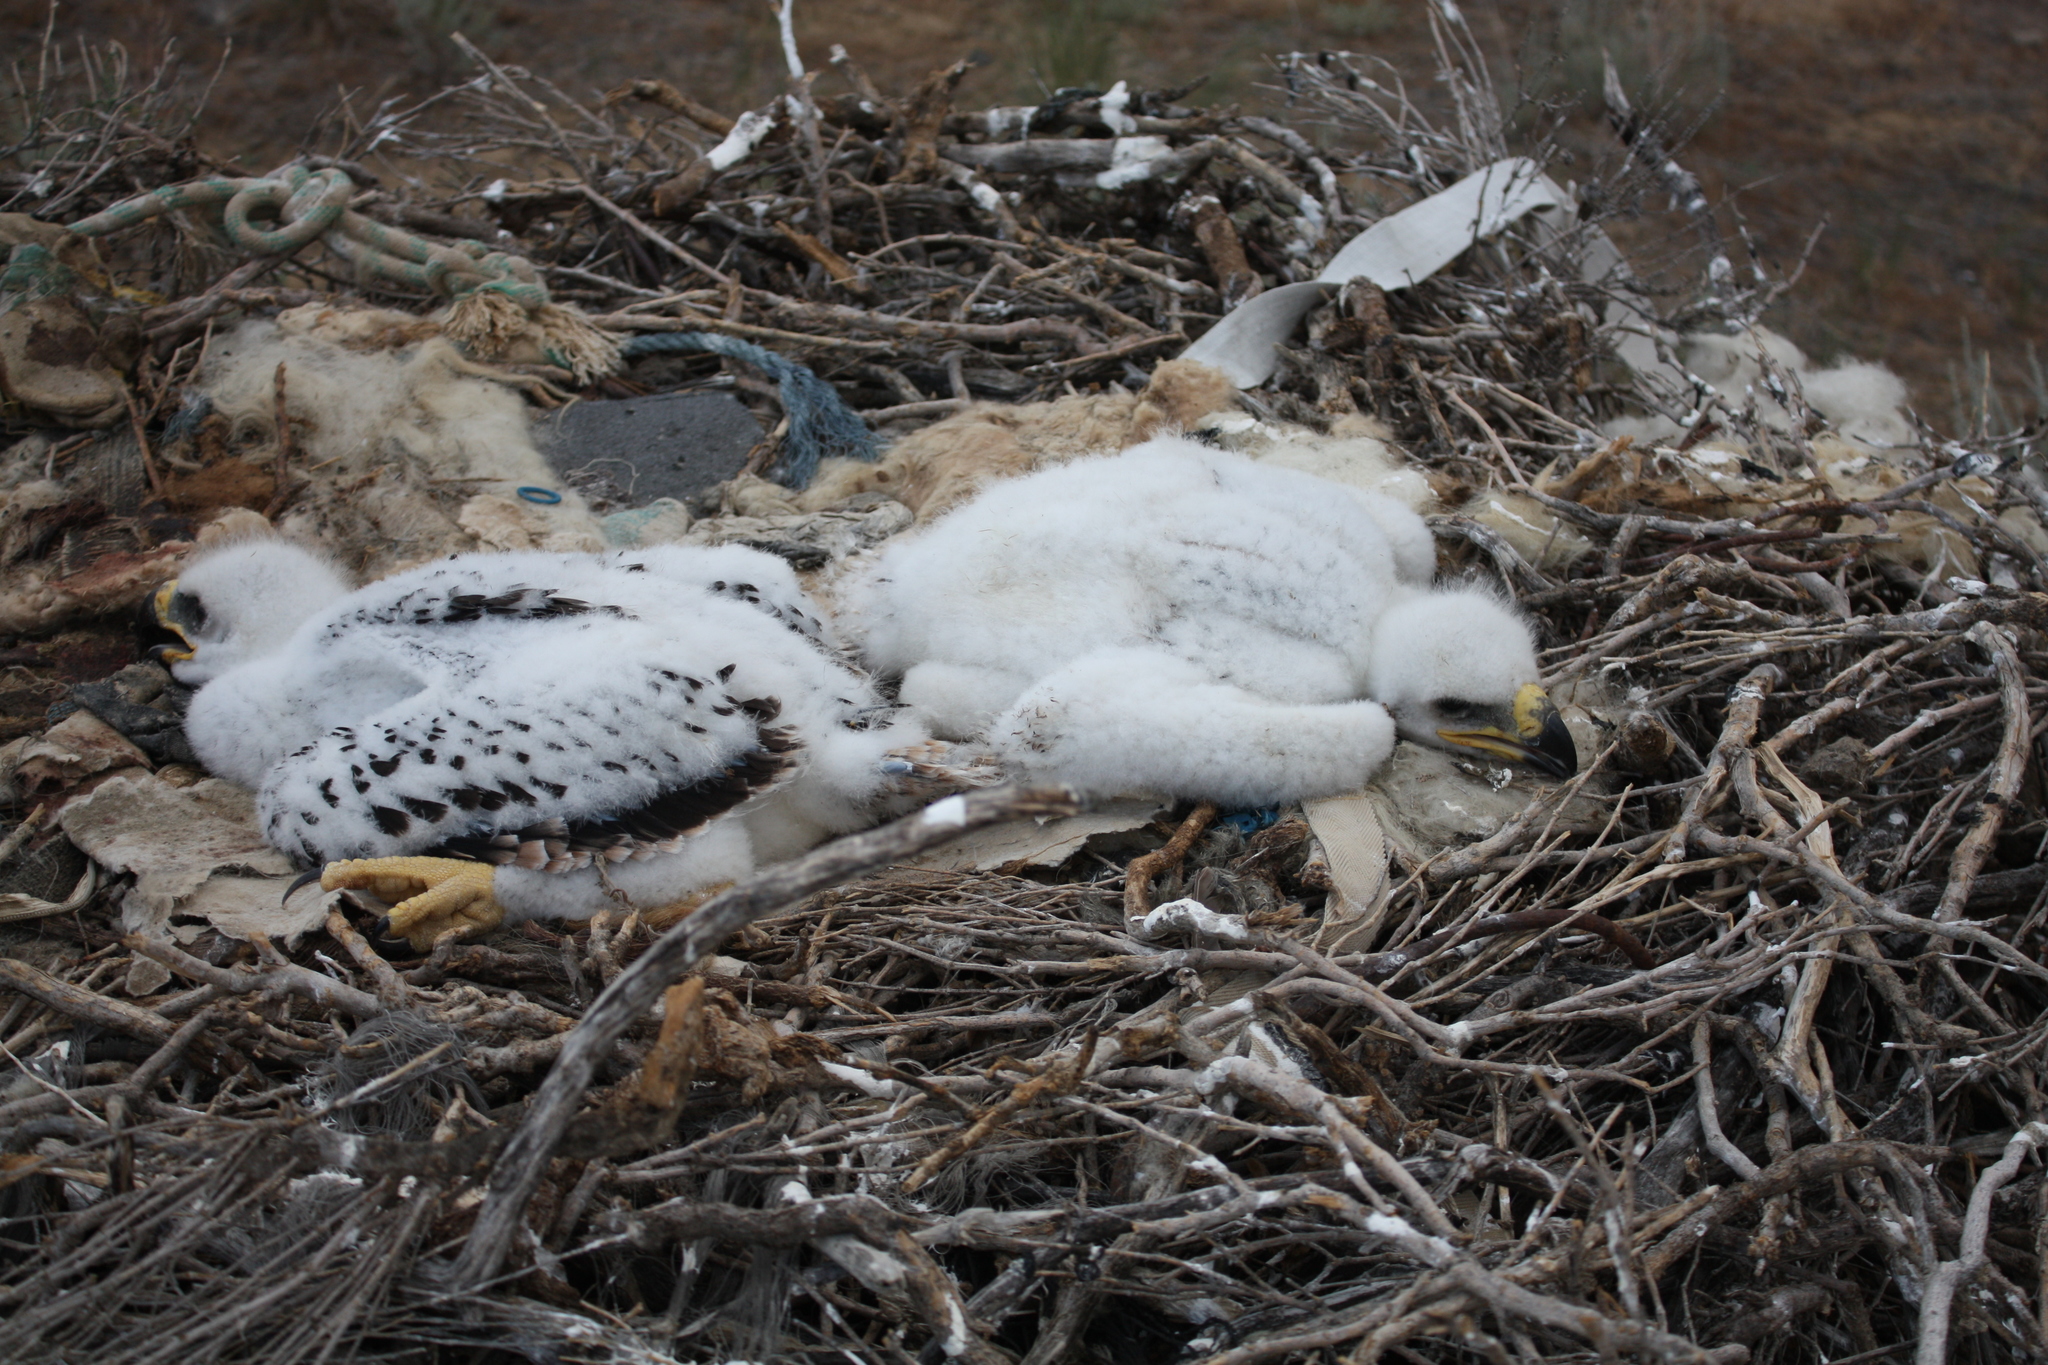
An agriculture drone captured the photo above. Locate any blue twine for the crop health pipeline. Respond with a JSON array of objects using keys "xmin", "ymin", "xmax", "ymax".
[
  {"xmin": 517, "ymin": 486, "xmax": 562, "ymax": 505},
  {"xmin": 1217, "ymin": 807, "xmax": 1281, "ymax": 836},
  {"xmin": 161, "ymin": 393, "xmax": 214, "ymax": 446},
  {"xmin": 618, "ymin": 331, "xmax": 878, "ymax": 489}
]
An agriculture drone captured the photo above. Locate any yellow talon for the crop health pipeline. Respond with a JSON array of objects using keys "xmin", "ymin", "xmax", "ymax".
[{"xmin": 321, "ymin": 856, "xmax": 502, "ymax": 951}]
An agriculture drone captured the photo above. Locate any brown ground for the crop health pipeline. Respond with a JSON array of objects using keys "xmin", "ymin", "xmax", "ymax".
[{"xmin": 6, "ymin": 0, "xmax": 2043, "ymax": 421}]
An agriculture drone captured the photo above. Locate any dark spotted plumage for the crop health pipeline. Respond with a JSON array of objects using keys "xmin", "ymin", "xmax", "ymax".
[
  {"xmin": 265, "ymin": 664, "xmax": 807, "ymax": 867},
  {"xmin": 329, "ymin": 583, "xmax": 636, "ymax": 634},
  {"xmin": 437, "ymin": 726, "xmax": 802, "ymax": 872},
  {"xmin": 195, "ymin": 545, "xmax": 913, "ymax": 910},
  {"xmin": 711, "ymin": 580, "xmax": 826, "ymax": 644}
]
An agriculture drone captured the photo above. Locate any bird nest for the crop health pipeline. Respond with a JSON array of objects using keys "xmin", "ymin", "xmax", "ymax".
[{"xmin": 3, "ymin": 11, "xmax": 2048, "ymax": 1365}]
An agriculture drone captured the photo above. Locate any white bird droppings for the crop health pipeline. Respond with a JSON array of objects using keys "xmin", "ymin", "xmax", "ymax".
[
  {"xmin": 1094, "ymin": 136, "xmax": 1173, "ymax": 190},
  {"xmin": 922, "ymin": 795, "xmax": 969, "ymax": 828},
  {"xmin": 708, "ymin": 110, "xmax": 776, "ymax": 171},
  {"xmin": 1134, "ymin": 897, "xmax": 1251, "ymax": 942}
]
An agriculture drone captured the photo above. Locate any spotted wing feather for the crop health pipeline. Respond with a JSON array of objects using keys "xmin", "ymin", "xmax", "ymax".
[
  {"xmin": 326, "ymin": 582, "xmax": 633, "ymax": 636},
  {"xmin": 438, "ymin": 726, "xmax": 801, "ymax": 871},
  {"xmin": 708, "ymin": 578, "xmax": 825, "ymax": 646},
  {"xmin": 256, "ymin": 604, "xmax": 801, "ymax": 865}
]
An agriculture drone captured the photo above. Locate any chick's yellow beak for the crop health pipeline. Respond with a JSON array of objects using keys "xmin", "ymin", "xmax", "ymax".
[
  {"xmin": 139, "ymin": 580, "xmax": 196, "ymax": 664},
  {"xmin": 1436, "ymin": 682, "xmax": 1578, "ymax": 778}
]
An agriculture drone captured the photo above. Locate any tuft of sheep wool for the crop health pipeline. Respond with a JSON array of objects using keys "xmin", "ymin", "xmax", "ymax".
[
  {"xmin": 798, "ymin": 390, "xmax": 1140, "ymax": 518},
  {"xmin": 1813, "ymin": 434, "xmax": 1993, "ymax": 583},
  {"xmin": 1616, "ymin": 325, "xmax": 1914, "ymax": 452},
  {"xmin": 798, "ymin": 358, "xmax": 1447, "ymax": 533},
  {"xmin": 196, "ymin": 311, "xmax": 604, "ymax": 576},
  {"xmin": 1124, "ymin": 358, "xmax": 1244, "ymax": 444},
  {"xmin": 1462, "ymin": 490, "xmax": 1594, "ymax": 572},
  {"xmin": 799, "ymin": 359, "xmax": 1242, "ymax": 518},
  {"xmin": 456, "ymin": 493, "xmax": 596, "ymax": 553},
  {"xmin": 193, "ymin": 507, "xmax": 276, "ymax": 548}
]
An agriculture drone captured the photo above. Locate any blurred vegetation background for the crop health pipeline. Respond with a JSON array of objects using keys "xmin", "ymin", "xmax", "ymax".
[{"xmin": 2, "ymin": 0, "xmax": 2041, "ymax": 422}]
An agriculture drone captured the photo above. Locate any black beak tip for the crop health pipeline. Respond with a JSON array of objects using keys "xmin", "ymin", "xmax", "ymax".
[
  {"xmin": 135, "ymin": 593, "xmax": 188, "ymax": 663},
  {"xmin": 1530, "ymin": 712, "xmax": 1579, "ymax": 779}
]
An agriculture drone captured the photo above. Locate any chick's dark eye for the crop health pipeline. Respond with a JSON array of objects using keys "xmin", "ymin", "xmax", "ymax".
[
  {"xmin": 165, "ymin": 590, "xmax": 208, "ymax": 635},
  {"xmin": 1436, "ymin": 699, "xmax": 1478, "ymax": 720}
]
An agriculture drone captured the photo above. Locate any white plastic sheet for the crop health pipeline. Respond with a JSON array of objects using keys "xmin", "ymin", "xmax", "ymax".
[{"xmin": 1182, "ymin": 157, "xmax": 1672, "ymax": 389}]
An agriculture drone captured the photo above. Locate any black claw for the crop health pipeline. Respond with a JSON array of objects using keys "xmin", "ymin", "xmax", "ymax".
[
  {"xmin": 284, "ymin": 867, "xmax": 325, "ymax": 903},
  {"xmin": 366, "ymin": 921, "xmax": 416, "ymax": 957}
]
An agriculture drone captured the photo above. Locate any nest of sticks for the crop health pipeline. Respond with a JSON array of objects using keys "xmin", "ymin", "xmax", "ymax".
[{"xmin": 4, "ymin": 13, "xmax": 2048, "ymax": 1365}]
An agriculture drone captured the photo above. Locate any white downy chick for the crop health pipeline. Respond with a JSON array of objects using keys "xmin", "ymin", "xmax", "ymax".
[
  {"xmin": 849, "ymin": 437, "xmax": 1573, "ymax": 806},
  {"xmin": 151, "ymin": 538, "xmax": 924, "ymax": 946},
  {"xmin": 1363, "ymin": 589, "xmax": 1566, "ymax": 768},
  {"xmin": 1198, "ymin": 412, "xmax": 1439, "ymax": 582},
  {"xmin": 146, "ymin": 538, "xmax": 353, "ymax": 685}
]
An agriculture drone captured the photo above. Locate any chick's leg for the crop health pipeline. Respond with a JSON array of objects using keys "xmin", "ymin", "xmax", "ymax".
[{"xmin": 322, "ymin": 856, "xmax": 502, "ymax": 951}]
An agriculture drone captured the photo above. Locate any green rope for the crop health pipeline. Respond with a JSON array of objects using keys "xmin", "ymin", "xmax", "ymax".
[{"xmin": 61, "ymin": 163, "xmax": 549, "ymax": 310}]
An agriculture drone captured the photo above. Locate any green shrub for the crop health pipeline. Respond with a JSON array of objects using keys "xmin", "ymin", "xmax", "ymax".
[
  {"xmin": 1528, "ymin": 0, "xmax": 1729, "ymax": 113},
  {"xmin": 1021, "ymin": 0, "xmax": 1159, "ymax": 94},
  {"xmin": 1321, "ymin": 0, "xmax": 1402, "ymax": 40}
]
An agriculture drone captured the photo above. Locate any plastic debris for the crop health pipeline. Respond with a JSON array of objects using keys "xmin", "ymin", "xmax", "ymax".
[{"xmin": 533, "ymin": 388, "xmax": 760, "ymax": 505}]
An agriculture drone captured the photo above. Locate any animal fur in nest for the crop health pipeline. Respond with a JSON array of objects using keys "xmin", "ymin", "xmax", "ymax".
[
  {"xmin": 195, "ymin": 308, "xmax": 606, "ymax": 576},
  {"xmin": 0, "ymin": 431, "xmax": 269, "ymax": 632},
  {"xmin": 797, "ymin": 358, "xmax": 1243, "ymax": 517},
  {"xmin": 796, "ymin": 357, "xmax": 1440, "ymax": 528},
  {"xmin": 1467, "ymin": 328, "xmax": 2048, "ymax": 581}
]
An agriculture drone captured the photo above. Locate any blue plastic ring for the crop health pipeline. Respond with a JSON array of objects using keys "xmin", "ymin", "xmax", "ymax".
[{"xmin": 517, "ymin": 486, "xmax": 562, "ymax": 505}]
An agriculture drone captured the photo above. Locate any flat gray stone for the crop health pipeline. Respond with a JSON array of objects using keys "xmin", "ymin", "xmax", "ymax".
[{"xmin": 535, "ymin": 390, "xmax": 761, "ymax": 506}]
